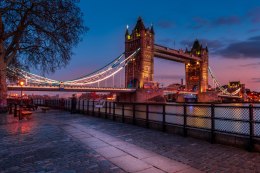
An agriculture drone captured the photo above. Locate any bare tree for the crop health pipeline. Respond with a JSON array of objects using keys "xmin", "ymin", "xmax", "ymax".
[{"xmin": 0, "ymin": 0, "xmax": 87, "ymax": 107}]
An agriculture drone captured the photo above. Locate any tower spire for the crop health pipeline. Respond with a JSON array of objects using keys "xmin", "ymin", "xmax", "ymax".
[
  {"xmin": 125, "ymin": 25, "xmax": 129, "ymax": 36},
  {"xmin": 150, "ymin": 24, "xmax": 155, "ymax": 34},
  {"xmin": 134, "ymin": 16, "xmax": 145, "ymax": 31}
]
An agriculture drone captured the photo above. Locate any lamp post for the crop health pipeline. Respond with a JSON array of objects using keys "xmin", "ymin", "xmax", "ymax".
[{"xmin": 19, "ymin": 80, "xmax": 24, "ymax": 105}]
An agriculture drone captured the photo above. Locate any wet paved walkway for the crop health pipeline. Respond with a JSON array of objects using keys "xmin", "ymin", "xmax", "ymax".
[{"xmin": 0, "ymin": 109, "xmax": 259, "ymax": 173}]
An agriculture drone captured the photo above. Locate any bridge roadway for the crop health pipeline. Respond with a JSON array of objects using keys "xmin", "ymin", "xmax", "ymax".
[
  {"xmin": 7, "ymin": 85, "xmax": 136, "ymax": 93},
  {"xmin": 154, "ymin": 44, "xmax": 202, "ymax": 63}
]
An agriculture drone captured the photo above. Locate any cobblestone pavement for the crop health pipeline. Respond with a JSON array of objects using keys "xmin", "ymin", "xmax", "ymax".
[
  {"xmin": 0, "ymin": 109, "xmax": 260, "ymax": 173},
  {"xmin": 0, "ymin": 110, "xmax": 124, "ymax": 173}
]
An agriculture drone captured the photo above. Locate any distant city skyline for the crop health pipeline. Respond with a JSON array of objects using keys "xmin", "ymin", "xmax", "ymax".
[{"xmin": 41, "ymin": 0, "xmax": 260, "ymax": 91}]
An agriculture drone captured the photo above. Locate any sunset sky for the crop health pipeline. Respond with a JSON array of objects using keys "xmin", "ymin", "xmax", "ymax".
[{"xmin": 45, "ymin": 0, "xmax": 260, "ymax": 91}]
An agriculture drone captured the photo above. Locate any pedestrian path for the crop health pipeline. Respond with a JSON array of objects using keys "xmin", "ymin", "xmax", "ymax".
[
  {"xmin": 64, "ymin": 123, "xmax": 201, "ymax": 173},
  {"xmin": 0, "ymin": 109, "xmax": 259, "ymax": 173}
]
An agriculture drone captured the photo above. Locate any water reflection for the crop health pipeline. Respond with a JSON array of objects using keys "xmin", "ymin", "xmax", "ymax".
[{"xmin": 81, "ymin": 101, "xmax": 260, "ymax": 136}]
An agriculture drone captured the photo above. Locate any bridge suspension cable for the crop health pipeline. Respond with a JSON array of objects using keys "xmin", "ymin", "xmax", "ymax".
[
  {"xmin": 208, "ymin": 67, "xmax": 241, "ymax": 96},
  {"xmin": 63, "ymin": 48, "xmax": 140, "ymax": 85},
  {"xmin": 7, "ymin": 48, "xmax": 141, "ymax": 87}
]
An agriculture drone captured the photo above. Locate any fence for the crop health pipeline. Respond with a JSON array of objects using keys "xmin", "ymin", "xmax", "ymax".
[{"xmin": 34, "ymin": 98, "xmax": 260, "ymax": 151}]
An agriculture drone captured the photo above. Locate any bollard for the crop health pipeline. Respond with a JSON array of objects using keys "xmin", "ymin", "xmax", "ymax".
[
  {"xmin": 14, "ymin": 104, "xmax": 17, "ymax": 117},
  {"xmin": 211, "ymin": 104, "xmax": 215, "ymax": 144},
  {"xmin": 183, "ymin": 104, "xmax": 187, "ymax": 137},
  {"xmin": 248, "ymin": 104, "xmax": 254, "ymax": 152},
  {"xmin": 146, "ymin": 104, "xmax": 149, "ymax": 128}
]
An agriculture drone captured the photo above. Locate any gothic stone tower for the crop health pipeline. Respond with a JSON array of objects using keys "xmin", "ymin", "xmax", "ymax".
[
  {"xmin": 125, "ymin": 17, "xmax": 154, "ymax": 88},
  {"xmin": 185, "ymin": 40, "xmax": 208, "ymax": 92}
]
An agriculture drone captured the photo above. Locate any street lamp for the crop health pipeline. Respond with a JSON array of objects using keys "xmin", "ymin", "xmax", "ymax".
[{"xmin": 19, "ymin": 80, "xmax": 24, "ymax": 104}]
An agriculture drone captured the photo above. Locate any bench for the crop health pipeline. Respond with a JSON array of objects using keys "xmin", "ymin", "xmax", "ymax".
[
  {"xmin": 95, "ymin": 101, "xmax": 105, "ymax": 108},
  {"xmin": 41, "ymin": 107, "xmax": 50, "ymax": 113},
  {"xmin": 25, "ymin": 104, "xmax": 38, "ymax": 111},
  {"xmin": 21, "ymin": 111, "xmax": 33, "ymax": 119}
]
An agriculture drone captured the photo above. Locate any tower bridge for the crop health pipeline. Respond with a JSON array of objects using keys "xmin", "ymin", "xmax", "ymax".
[
  {"xmin": 7, "ymin": 17, "xmax": 242, "ymax": 102},
  {"xmin": 124, "ymin": 17, "xmax": 208, "ymax": 93}
]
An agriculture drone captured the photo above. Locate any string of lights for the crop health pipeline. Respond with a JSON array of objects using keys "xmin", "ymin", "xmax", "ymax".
[
  {"xmin": 208, "ymin": 67, "xmax": 241, "ymax": 96},
  {"xmin": 7, "ymin": 48, "xmax": 140, "ymax": 87}
]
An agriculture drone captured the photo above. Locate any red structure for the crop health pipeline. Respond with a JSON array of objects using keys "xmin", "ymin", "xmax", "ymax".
[
  {"xmin": 125, "ymin": 17, "xmax": 154, "ymax": 89},
  {"xmin": 125, "ymin": 17, "xmax": 209, "ymax": 93}
]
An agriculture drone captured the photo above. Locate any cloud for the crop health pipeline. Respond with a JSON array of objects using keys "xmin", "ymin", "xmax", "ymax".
[
  {"xmin": 240, "ymin": 62, "xmax": 260, "ymax": 67},
  {"xmin": 157, "ymin": 38, "xmax": 175, "ymax": 46},
  {"xmin": 247, "ymin": 7, "xmax": 260, "ymax": 23},
  {"xmin": 251, "ymin": 78, "xmax": 260, "ymax": 83},
  {"xmin": 157, "ymin": 21, "xmax": 174, "ymax": 29},
  {"xmin": 190, "ymin": 16, "xmax": 241, "ymax": 29},
  {"xmin": 216, "ymin": 35, "xmax": 260, "ymax": 59},
  {"xmin": 214, "ymin": 16, "xmax": 240, "ymax": 25},
  {"xmin": 248, "ymin": 28, "xmax": 260, "ymax": 33}
]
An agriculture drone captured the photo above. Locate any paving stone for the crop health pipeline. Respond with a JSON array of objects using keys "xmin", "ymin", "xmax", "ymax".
[
  {"xmin": 136, "ymin": 167, "xmax": 165, "ymax": 173},
  {"xmin": 84, "ymin": 140, "xmax": 110, "ymax": 149},
  {"xmin": 142, "ymin": 155, "xmax": 190, "ymax": 172},
  {"xmin": 117, "ymin": 145, "xmax": 157, "ymax": 159},
  {"xmin": 95, "ymin": 146, "xmax": 127, "ymax": 159},
  {"xmin": 110, "ymin": 155, "xmax": 152, "ymax": 172}
]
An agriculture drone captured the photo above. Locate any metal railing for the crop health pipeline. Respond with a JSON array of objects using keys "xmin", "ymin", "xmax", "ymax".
[{"xmin": 34, "ymin": 99, "xmax": 260, "ymax": 151}]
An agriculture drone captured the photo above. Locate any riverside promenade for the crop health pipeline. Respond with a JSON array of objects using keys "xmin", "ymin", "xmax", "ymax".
[{"xmin": 0, "ymin": 109, "xmax": 259, "ymax": 173}]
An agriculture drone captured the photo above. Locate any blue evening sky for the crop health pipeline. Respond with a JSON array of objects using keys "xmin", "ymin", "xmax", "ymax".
[{"xmin": 46, "ymin": 0, "xmax": 260, "ymax": 91}]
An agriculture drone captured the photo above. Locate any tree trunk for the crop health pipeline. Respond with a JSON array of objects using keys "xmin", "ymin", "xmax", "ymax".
[{"xmin": 0, "ymin": 41, "xmax": 7, "ymax": 108}]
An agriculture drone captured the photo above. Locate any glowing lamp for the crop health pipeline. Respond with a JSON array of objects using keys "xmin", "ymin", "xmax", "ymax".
[{"xmin": 19, "ymin": 81, "xmax": 24, "ymax": 86}]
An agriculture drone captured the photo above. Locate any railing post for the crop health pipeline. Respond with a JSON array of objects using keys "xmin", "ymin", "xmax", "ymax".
[
  {"xmin": 183, "ymin": 103, "xmax": 187, "ymax": 137},
  {"xmin": 146, "ymin": 104, "xmax": 149, "ymax": 128},
  {"xmin": 122, "ymin": 103, "xmax": 125, "ymax": 123},
  {"xmin": 211, "ymin": 104, "xmax": 215, "ymax": 144},
  {"xmin": 14, "ymin": 104, "xmax": 17, "ymax": 117},
  {"xmin": 105, "ymin": 101, "xmax": 108, "ymax": 119},
  {"xmin": 77, "ymin": 99, "xmax": 80, "ymax": 112},
  {"xmin": 87, "ymin": 100, "xmax": 89, "ymax": 115},
  {"xmin": 109, "ymin": 102, "xmax": 111, "ymax": 115},
  {"xmin": 92, "ymin": 100, "xmax": 95, "ymax": 116},
  {"xmin": 9, "ymin": 104, "xmax": 13, "ymax": 114},
  {"xmin": 248, "ymin": 104, "xmax": 254, "ymax": 152},
  {"xmin": 132, "ymin": 103, "xmax": 136, "ymax": 125},
  {"xmin": 113, "ymin": 102, "xmax": 116, "ymax": 121},
  {"xmin": 162, "ymin": 104, "xmax": 166, "ymax": 132},
  {"xmin": 18, "ymin": 105, "xmax": 22, "ymax": 120},
  {"xmin": 82, "ymin": 100, "xmax": 85, "ymax": 113}
]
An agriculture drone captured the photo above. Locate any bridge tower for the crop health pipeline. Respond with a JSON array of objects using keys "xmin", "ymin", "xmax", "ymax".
[
  {"xmin": 125, "ymin": 17, "xmax": 154, "ymax": 88},
  {"xmin": 185, "ymin": 40, "xmax": 208, "ymax": 92}
]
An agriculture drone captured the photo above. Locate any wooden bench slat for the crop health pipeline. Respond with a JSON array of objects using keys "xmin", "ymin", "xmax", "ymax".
[{"xmin": 21, "ymin": 111, "xmax": 32, "ymax": 115}]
